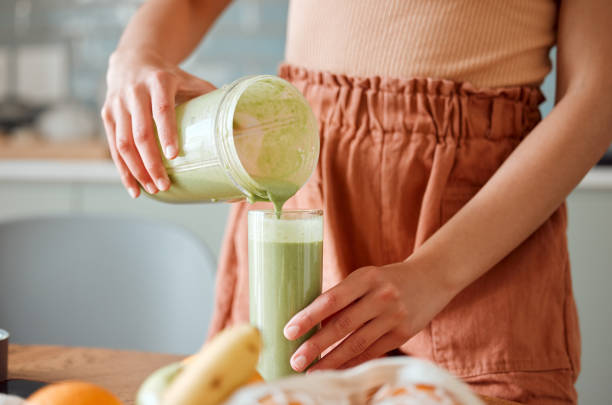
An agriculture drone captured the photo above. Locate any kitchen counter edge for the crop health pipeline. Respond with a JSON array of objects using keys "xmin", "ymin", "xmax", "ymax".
[{"xmin": 1, "ymin": 159, "xmax": 612, "ymax": 190}]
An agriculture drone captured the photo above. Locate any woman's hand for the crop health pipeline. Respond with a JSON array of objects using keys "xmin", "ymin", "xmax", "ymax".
[
  {"xmin": 284, "ymin": 261, "xmax": 458, "ymax": 372},
  {"xmin": 101, "ymin": 50, "xmax": 215, "ymax": 198}
]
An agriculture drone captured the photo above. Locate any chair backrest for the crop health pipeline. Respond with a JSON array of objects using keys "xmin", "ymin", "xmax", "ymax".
[{"xmin": 0, "ymin": 214, "xmax": 216, "ymax": 355}]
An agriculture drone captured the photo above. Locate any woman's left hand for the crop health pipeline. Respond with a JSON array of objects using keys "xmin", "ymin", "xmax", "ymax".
[{"xmin": 283, "ymin": 260, "xmax": 458, "ymax": 372}]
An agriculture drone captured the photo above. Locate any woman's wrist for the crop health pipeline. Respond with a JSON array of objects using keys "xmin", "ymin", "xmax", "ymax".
[
  {"xmin": 110, "ymin": 47, "xmax": 164, "ymax": 69},
  {"xmin": 402, "ymin": 245, "xmax": 474, "ymax": 300}
]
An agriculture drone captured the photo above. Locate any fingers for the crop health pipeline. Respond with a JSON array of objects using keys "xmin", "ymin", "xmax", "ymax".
[
  {"xmin": 114, "ymin": 102, "xmax": 159, "ymax": 195},
  {"xmin": 340, "ymin": 332, "xmax": 404, "ymax": 370},
  {"xmin": 175, "ymin": 71, "xmax": 217, "ymax": 103},
  {"xmin": 149, "ymin": 71, "xmax": 179, "ymax": 160},
  {"xmin": 307, "ymin": 313, "xmax": 399, "ymax": 372},
  {"xmin": 102, "ymin": 72, "xmax": 177, "ymax": 195},
  {"xmin": 126, "ymin": 87, "xmax": 170, "ymax": 191},
  {"xmin": 284, "ymin": 269, "xmax": 372, "ymax": 341},
  {"xmin": 101, "ymin": 106, "xmax": 140, "ymax": 198},
  {"xmin": 102, "ymin": 51, "xmax": 218, "ymax": 195},
  {"xmin": 290, "ymin": 292, "xmax": 384, "ymax": 372},
  {"xmin": 101, "ymin": 68, "xmax": 206, "ymax": 195}
]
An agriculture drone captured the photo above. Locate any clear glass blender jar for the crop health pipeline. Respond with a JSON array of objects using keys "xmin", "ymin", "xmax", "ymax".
[{"xmin": 147, "ymin": 75, "xmax": 319, "ymax": 204}]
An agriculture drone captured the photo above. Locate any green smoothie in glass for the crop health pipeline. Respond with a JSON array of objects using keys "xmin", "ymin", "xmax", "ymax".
[{"xmin": 248, "ymin": 210, "xmax": 323, "ymax": 380}]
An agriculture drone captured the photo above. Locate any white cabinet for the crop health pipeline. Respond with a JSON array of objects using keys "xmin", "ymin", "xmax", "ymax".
[
  {"xmin": 0, "ymin": 162, "xmax": 230, "ymax": 256},
  {"xmin": 75, "ymin": 183, "xmax": 230, "ymax": 256},
  {"xmin": 0, "ymin": 183, "xmax": 73, "ymax": 218},
  {"xmin": 566, "ymin": 190, "xmax": 612, "ymax": 404}
]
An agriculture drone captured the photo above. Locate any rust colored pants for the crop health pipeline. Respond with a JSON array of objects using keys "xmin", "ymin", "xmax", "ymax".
[{"xmin": 209, "ymin": 65, "xmax": 581, "ymax": 404}]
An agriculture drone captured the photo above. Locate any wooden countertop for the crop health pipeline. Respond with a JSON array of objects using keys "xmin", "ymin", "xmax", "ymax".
[
  {"xmin": 8, "ymin": 345, "xmax": 182, "ymax": 404},
  {"xmin": 7, "ymin": 344, "xmax": 519, "ymax": 405},
  {"xmin": 0, "ymin": 137, "xmax": 109, "ymax": 160}
]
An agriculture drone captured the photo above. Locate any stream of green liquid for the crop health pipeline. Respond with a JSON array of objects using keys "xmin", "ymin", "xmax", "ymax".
[{"xmin": 248, "ymin": 177, "xmax": 300, "ymax": 218}]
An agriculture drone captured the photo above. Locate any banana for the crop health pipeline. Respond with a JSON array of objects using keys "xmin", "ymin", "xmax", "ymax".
[
  {"xmin": 136, "ymin": 362, "xmax": 184, "ymax": 405},
  {"xmin": 162, "ymin": 324, "xmax": 262, "ymax": 405}
]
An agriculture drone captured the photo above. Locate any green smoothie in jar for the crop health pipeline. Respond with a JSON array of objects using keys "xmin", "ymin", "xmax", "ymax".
[{"xmin": 146, "ymin": 75, "xmax": 319, "ymax": 215}]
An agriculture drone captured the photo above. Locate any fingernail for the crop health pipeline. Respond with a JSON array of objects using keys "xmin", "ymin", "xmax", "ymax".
[
  {"xmin": 156, "ymin": 177, "xmax": 170, "ymax": 191},
  {"xmin": 165, "ymin": 145, "xmax": 177, "ymax": 159},
  {"xmin": 128, "ymin": 188, "xmax": 138, "ymax": 199},
  {"xmin": 145, "ymin": 183, "xmax": 157, "ymax": 194},
  {"xmin": 284, "ymin": 325, "xmax": 300, "ymax": 340},
  {"xmin": 291, "ymin": 355, "xmax": 307, "ymax": 371}
]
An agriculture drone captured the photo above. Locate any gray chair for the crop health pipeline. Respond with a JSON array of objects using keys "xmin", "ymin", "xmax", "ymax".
[{"xmin": 0, "ymin": 214, "xmax": 216, "ymax": 355}]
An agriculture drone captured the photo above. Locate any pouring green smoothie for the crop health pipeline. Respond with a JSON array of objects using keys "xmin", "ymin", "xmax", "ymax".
[
  {"xmin": 142, "ymin": 75, "xmax": 322, "ymax": 380},
  {"xmin": 145, "ymin": 75, "xmax": 318, "ymax": 216}
]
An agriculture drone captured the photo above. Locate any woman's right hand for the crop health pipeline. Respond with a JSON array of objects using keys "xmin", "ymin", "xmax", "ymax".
[{"xmin": 101, "ymin": 50, "xmax": 216, "ymax": 198}]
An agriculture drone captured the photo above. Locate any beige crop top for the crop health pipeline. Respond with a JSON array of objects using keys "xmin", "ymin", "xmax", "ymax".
[{"xmin": 285, "ymin": 0, "xmax": 558, "ymax": 88}]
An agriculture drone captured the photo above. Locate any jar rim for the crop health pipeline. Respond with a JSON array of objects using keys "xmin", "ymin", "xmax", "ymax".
[
  {"xmin": 214, "ymin": 74, "xmax": 320, "ymax": 203},
  {"xmin": 248, "ymin": 209, "xmax": 323, "ymax": 219},
  {"xmin": 214, "ymin": 75, "xmax": 272, "ymax": 201}
]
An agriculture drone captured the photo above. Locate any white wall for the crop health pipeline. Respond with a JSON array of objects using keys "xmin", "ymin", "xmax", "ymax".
[{"xmin": 567, "ymin": 190, "xmax": 612, "ymax": 404}]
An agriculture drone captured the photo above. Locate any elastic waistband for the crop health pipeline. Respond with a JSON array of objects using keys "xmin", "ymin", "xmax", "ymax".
[{"xmin": 279, "ymin": 63, "xmax": 545, "ymax": 142}]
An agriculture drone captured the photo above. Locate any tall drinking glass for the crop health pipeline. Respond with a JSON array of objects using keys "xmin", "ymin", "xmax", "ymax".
[{"xmin": 248, "ymin": 209, "xmax": 323, "ymax": 381}]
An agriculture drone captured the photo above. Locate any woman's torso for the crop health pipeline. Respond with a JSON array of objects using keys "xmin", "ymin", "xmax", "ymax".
[{"xmin": 285, "ymin": 0, "xmax": 558, "ymax": 88}]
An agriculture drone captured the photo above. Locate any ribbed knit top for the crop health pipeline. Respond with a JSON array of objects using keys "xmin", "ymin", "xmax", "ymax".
[{"xmin": 285, "ymin": 0, "xmax": 558, "ymax": 88}]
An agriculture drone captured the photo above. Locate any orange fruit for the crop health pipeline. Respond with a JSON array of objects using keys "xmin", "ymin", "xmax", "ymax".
[
  {"xmin": 246, "ymin": 370, "xmax": 264, "ymax": 385},
  {"xmin": 258, "ymin": 395, "xmax": 303, "ymax": 405},
  {"xmin": 28, "ymin": 381, "xmax": 122, "ymax": 405}
]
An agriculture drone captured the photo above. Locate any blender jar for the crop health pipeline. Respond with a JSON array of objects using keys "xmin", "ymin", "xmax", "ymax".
[{"xmin": 147, "ymin": 75, "xmax": 319, "ymax": 204}]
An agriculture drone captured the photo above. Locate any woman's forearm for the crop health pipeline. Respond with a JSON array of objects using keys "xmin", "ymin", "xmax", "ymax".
[
  {"xmin": 410, "ymin": 85, "xmax": 612, "ymax": 294},
  {"xmin": 116, "ymin": 0, "xmax": 231, "ymax": 63}
]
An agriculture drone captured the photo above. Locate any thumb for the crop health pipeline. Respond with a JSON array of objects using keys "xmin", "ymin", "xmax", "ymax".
[{"xmin": 175, "ymin": 70, "xmax": 217, "ymax": 103}]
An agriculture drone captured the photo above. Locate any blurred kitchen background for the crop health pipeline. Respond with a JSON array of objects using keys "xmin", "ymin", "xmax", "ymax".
[
  {"xmin": 0, "ymin": 0, "xmax": 289, "ymax": 254},
  {"xmin": 0, "ymin": 0, "xmax": 611, "ymax": 403}
]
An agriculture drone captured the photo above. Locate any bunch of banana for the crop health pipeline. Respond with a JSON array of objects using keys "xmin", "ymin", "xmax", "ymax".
[{"xmin": 136, "ymin": 324, "xmax": 263, "ymax": 405}]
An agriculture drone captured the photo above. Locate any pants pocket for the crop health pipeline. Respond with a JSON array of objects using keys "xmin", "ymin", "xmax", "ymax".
[
  {"xmin": 430, "ymin": 185, "xmax": 574, "ymax": 377},
  {"xmin": 463, "ymin": 368, "xmax": 577, "ymax": 404}
]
